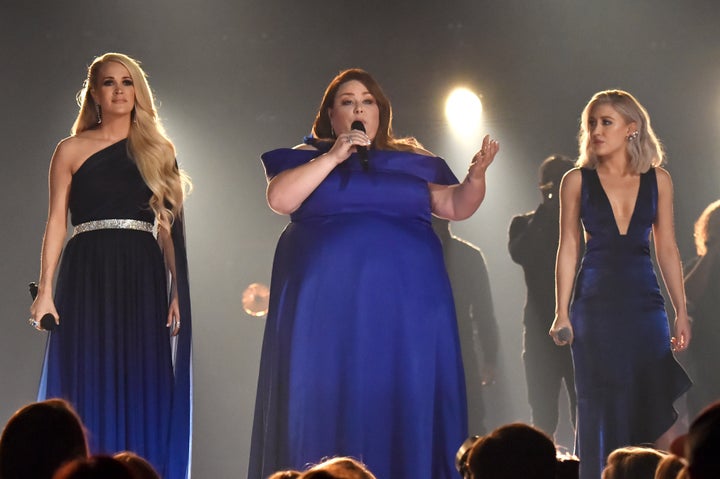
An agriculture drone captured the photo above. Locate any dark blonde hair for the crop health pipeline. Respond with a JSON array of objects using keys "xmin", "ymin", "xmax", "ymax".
[
  {"xmin": 577, "ymin": 90, "xmax": 664, "ymax": 174},
  {"xmin": 73, "ymin": 52, "xmax": 191, "ymax": 232},
  {"xmin": 311, "ymin": 68, "xmax": 420, "ymax": 152},
  {"xmin": 602, "ymin": 446, "xmax": 666, "ymax": 479}
]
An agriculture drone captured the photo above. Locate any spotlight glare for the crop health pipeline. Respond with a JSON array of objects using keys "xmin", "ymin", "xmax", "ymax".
[{"xmin": 445, "ymin": 87, "xmax": 483, "ymax": 136}]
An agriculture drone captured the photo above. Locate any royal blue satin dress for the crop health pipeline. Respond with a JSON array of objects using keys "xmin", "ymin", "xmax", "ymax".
[
  {"xmin": 249, "ymin": 140, "xmax": 468, "ymax": 479},
  {"xmin": 571, "ymin": 168, "xmax": 690, "ymax": 479},
  {"xmin": 37, "ymin": 139, "xmax": 193, "ymax": 479}
]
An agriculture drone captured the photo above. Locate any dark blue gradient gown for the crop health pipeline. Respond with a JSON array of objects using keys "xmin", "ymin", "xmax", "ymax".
[
  {"xmin": 571, "ymin": 168, "xmax": 690, "ymax": 479},
  {"xmin": 37, "ymin": 139, "xmax": 193, "ymax": 479},
  {"xmin": 249, "ymin": 142, "xmax": 468, "ymax": 479}
]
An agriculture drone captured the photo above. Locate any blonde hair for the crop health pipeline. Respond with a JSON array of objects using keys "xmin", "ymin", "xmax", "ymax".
[
  {"xmin": 694, "ymin": 199, "xmax": 720, "ymax": 256},
  {"xmin": 577, "ymin": 90, "xmax": 665, "ymax": 174},
  {"xmin": 73, "ymin": 52, "xmax": 191, "ymax": 232}
]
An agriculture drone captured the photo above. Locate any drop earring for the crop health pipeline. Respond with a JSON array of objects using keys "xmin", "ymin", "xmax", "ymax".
[
  {"xmin": 627, "ymin": 131, "xmax": 639, "ymax": 141},
  {"xmin": 95, "ymin": 104, "xmax": 102, "ymax": 124}
]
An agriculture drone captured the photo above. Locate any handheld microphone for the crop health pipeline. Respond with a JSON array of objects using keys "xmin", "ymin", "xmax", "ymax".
[
  {"xmin": 557, "ymin": 327, "xmax": 571, "ymax": 343},
  {"xmin": 351, "ymin": 120, "xmax": 369, "ymax": 171},
  {"xmin": 29, "ymin": 282, "xmax": 58, "ymax": 331}
]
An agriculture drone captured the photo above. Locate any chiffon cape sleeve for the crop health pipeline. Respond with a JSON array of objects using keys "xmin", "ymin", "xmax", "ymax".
[{"xmin": 166, "ymin": 197, "xmax": 193, "ymax": 479}]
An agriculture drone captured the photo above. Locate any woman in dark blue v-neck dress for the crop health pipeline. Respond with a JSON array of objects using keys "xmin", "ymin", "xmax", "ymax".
[
  {"xmin": 248, "ymin": 69, "xmax": 499, "ymax": 479},
  {"xmin": 550, "ymin": 90, "xmax": 691, "ymax": 479}
]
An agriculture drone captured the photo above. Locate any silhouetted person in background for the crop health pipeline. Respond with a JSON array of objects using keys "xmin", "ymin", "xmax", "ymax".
[
  {"xmin": 52, "ymin": 456, "xmax": 134, "ymax": 479},
  {"xmin": 433, "ymin": 217, "xmax": 499, "ymax": 435},
  {"xmin": 465, "ymin": 423, "xmax": 559, "ymax": 479},
  {"xmin": 0, "ymin": 399, "xmax": 89, "ymax": 479},
  {"xmin": 683, "ymin": 199, "xmax": 720, "ymax": 419},
  {"xmin": 508, "ymin": 155, "xmax": 577, "ymax": 439},
  {"xmin": 670, "ymin": 400, "xmax": 720, "ymax": 479},
  {"xmin": 601, "ymin": 446, "xmax": 667, "ymax": 479}
]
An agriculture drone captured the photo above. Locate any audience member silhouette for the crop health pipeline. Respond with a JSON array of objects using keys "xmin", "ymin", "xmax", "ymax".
[
  {"xmin": 508, "ymin": 154, "xmax": 577, "ymax": 439},
  {"xmin": 113, "ymin": 452, "xmax": 161, "ymax": 479},
  {"xmin": 601, "ymin": 446, "xmax": 666, "ymax": 479},
  {"xmin": 654, "ymin": 454, "xmax": 686, "ymax": 479},
  {"xmin": 465, "ymin": 422, "xmax": 558, "ymax": 479},
  {"xmin": 433, "ymin": 217, "xmax": 499, "ymax": 435},
  {"xmin": 0, "ymin": 399, "xmax": 88, "ymax": 479},
  {"xmin": 51, "ymin": 456, "xmax": 134, "ymax": 479},
  {"xmin": 672, "ymin": 400, "xmax": 720, "ymax": 479},
  {"xmin": 267, "ymin": 470, "xmax": 302, "ymax": 479},
  {"xmin": 298, "ymin": 457, "xmax": 377, "ymax": 479},
  {"xmin": 683, "ymin": 199, "xmax": 720, "ymax": 419}
]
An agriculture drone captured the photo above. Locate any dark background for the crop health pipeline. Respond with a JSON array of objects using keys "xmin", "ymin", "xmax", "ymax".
[{"xmin": 2, "ymin": 0, "xmax": 719, "ymax": 476}]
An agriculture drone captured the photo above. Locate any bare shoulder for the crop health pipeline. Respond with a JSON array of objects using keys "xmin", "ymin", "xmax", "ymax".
[
  {"xmin": 52, "ymin": 136, "xmax": 82, "ymax": 167},
  {"xmin": 55, "ymin": 133, "xmax": 122, "ymax": 173},
  {"xmin": 654, "ymin": 166, "xmax": 673, "ymax": 192},
  {"xmin": 654, "ymin": 166, "xmax": 672, "ymax": 182},
  {"xmin": 292, "ymin": 143, "xmax": 319, "ymax": 151},
  {"xmin": 561, "ymin": 167, "xmax": 582, "ymax": 188}
]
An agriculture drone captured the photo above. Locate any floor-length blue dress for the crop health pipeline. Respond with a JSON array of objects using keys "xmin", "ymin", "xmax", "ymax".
[
  {"xmin": 37, "ymin": 139, "xmax": 193, "ymax": 479},
  {"xmin": 571, "ymin": 168, "xmax": 691, "ymax": 479},
  {"xmin": 249, "ymin": 141, "xmax": 468, "ymax": 479}
]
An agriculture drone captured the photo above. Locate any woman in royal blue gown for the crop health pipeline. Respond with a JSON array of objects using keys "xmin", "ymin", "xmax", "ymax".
[
  {"xmin": 249, "ymin": 69, "xmax": 499, "ymax": 479},
  {"xmin": 29, "ymin": 53, "xmax": 192, "ymax": 479},
  {"xmin": 550, "ymin": 90, "xmax": 691, "ymax": 479}
]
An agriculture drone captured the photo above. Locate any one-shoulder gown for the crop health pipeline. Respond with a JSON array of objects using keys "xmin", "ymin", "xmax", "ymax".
[
  {"xmin": 249, "ymin": 143, "xmax": 468, "ymax": 479},
  {"xmin": 571, "ymin": 168, "xmax": 691, "ymax": 479},
  {"xmin": 37, "ymin": 139, "xmax": 193, "ymax": 479}
]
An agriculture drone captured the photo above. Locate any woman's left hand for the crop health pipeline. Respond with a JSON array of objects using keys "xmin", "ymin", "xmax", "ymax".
[
  {"xmin": 468, "ymin": 134, "xmax": 500, "ymax": 180},
  {"xmin": 166, "ymin": 297, "xmax": 181, "ymax": 336},
  {"xmin": 671, "ymin": 314, "xmax": 691, "ymax": 352}
]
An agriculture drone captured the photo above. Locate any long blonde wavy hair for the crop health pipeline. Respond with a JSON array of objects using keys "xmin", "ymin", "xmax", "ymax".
[
  {"xmin": 576, "ymin": 89, "xmax": 665, "ymax": 174},
  {"xmin": 72, "ymin": 52, "xmax": 191, "ymax": 233}
]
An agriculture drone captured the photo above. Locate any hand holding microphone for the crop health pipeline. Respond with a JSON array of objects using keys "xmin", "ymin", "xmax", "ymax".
[
  {"xmin": 351, "ymin": 120, "xmax": 370, "ymax": 171},
  {"xmin": 29, "ymin": 282, "xmax": 58, "ymax": 331}
]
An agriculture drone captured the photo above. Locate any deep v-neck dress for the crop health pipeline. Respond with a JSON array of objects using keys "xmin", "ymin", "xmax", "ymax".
[{"xmin": 571, "ymin": 168, "xmax": 690, "ymax": 479}]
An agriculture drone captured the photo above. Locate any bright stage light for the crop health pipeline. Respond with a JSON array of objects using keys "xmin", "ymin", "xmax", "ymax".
[{"xmin": 445, "ymin": 87, "xmax": 483, "ymax": 136}]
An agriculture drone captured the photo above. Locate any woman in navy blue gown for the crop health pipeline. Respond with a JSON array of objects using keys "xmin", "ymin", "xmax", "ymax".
[
  {"xmin": 249, "ymin": 69, "xmax": 499, "ymax": 479},
  {"xmin": 550, "ymin": 90, "xmax": 691, "ymax": 479},
  {"xmin": 29, "ymin": 53, "xmax": 192, "ymax": 479}
]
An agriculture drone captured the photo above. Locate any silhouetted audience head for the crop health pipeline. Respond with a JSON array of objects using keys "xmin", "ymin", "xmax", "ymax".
[
  {"xmin": 693, "ymin": 199, "xmax": 720, "ymax": 256},
  {"xmin": 113, "ymin": 451, "xmax": 160, "ymax": 479},
  {"xmin": 267, "ymin": 470, "xmax": 302, "ymax": 479},
  {"xmin": 654, "ymin": 453, "xmax": 686, "ymax": 479},
  {"xmin": 601, "ymin": 446, "xmax": 666, "ymax": 479},
  {"xmin": 538, "ymin": 154, "xmax": 574, "ymax": 202},
  {"xmin": 299, "ymin": 457, "xmax": 377, "ymax": 479},
  {"xmin": 0, "ymin": 399, "xmax": 89, "ymax": 479},
  {"xmin": 673, "ymin": 400, "xmax": 720, "ymax": 479},
  {"xmin": 51, "ymin": 455, "xmax": 134, "ymax": 479},
  {"xmin": 465, "ymin": 423, "xmax": 557, "ymax": 479}
]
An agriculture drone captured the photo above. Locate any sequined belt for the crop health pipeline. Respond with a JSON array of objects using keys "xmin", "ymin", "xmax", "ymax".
[{"xmin": 72, "ymin": 219, "xmax": 154, "ymax": 237}]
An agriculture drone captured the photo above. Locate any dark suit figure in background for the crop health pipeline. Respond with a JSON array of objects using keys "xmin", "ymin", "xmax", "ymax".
[
  {"xmin": 508, "ymin": 155, "xmax": 577, "ymax": 440},
  {"xmin": 433, "ymin": 217, "xmax": 499, "ymax": 435}
]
